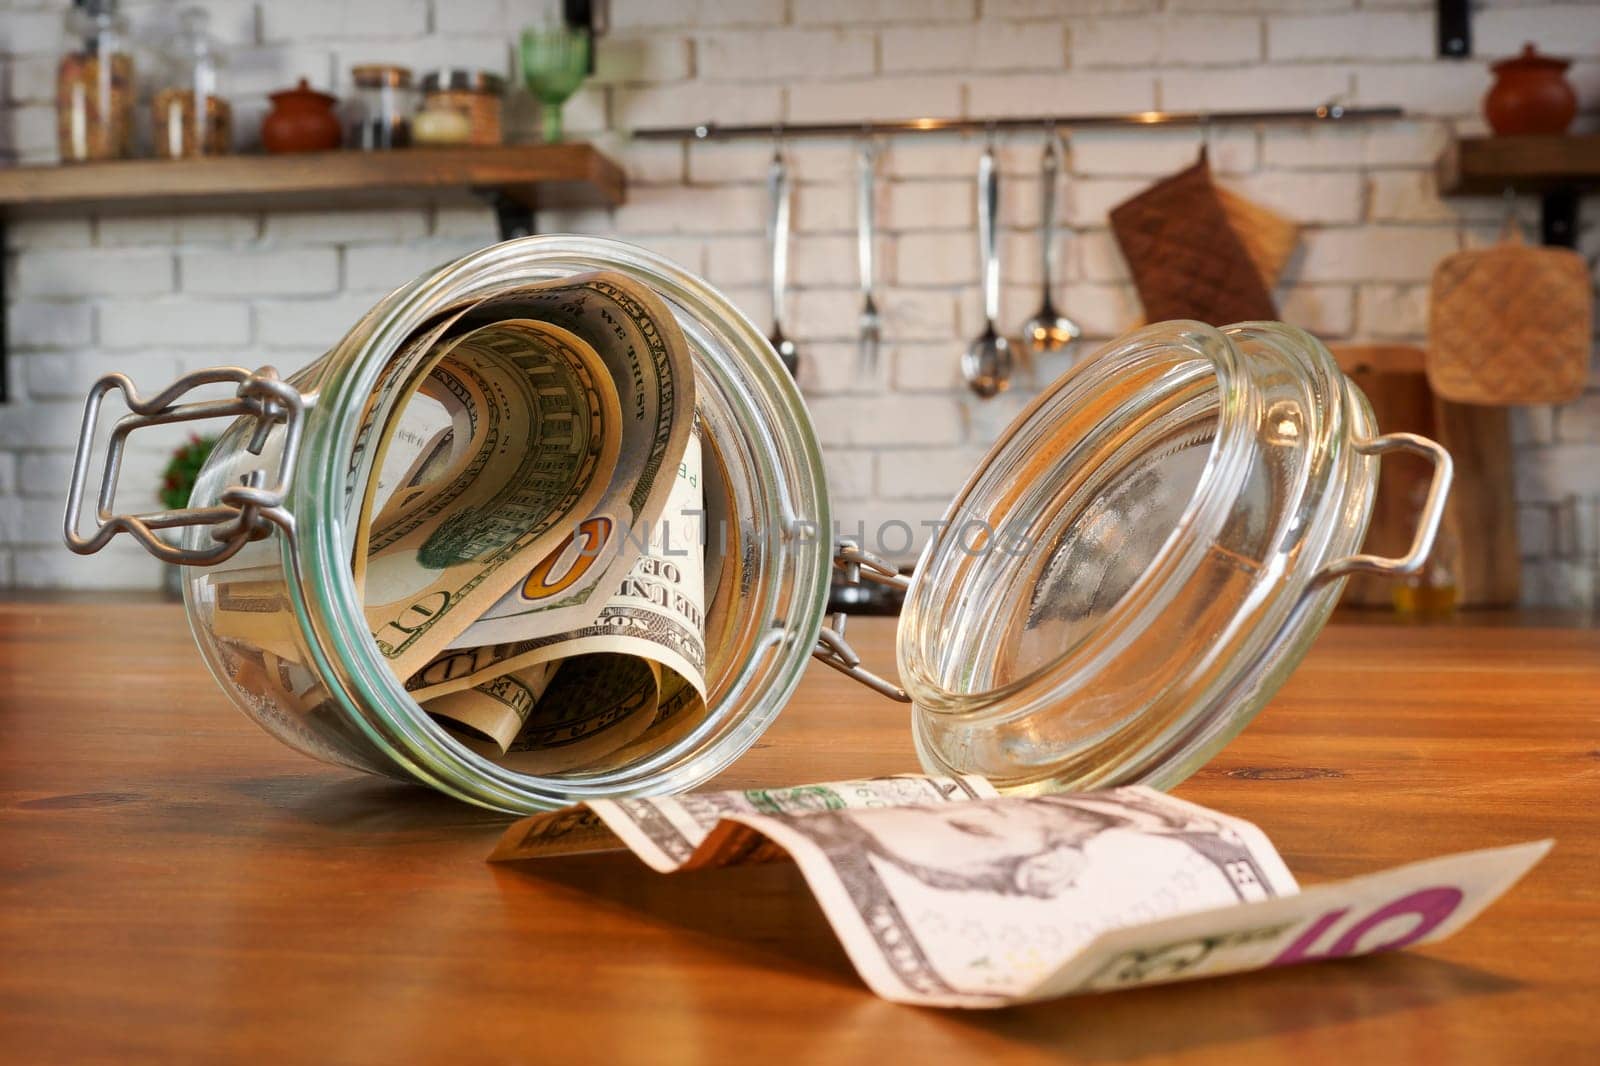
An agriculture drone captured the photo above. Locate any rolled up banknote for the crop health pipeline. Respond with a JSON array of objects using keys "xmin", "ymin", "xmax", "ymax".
[
  {"xmin": 405, "ymin": 428, "xmax": 708, "ymax": 708},
  {"xmin": 441, "ymin": 273, "xmax": 697, "ymax": 648},
  {"xmin": 362, "ymin": 319, "xmax": 622, "ymax": 679},
  {"xmin": 419, "ymin": 660, "xmax": 558, "ymax": 753},
  {"xmin": 498, "ymin": 653, "xmax": 662, "ymax": 774},
  {"xmin": 489, "ymin": 777, "xmax": 1550, "ymax": 1009}
]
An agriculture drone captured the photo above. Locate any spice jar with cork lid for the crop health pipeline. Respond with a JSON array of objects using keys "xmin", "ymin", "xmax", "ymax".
[
  {"xmin": 152, "ymin": 6, "xmax": 232, "ymax": 159},
  {"xmin": 415, "ymin": 69, "xmax": 505, "ymax": 147},
  {"xmin": 350, "ymin": 64, "xmax": 414, "ymax": 150},
  {"xmin": 56, "ymin": 0, "xmax": 135, "ymax": 163}
]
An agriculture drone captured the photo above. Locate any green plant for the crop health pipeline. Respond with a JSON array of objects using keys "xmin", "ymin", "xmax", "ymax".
[{"xmin": 160, "ymin": 434, "xmax": 216, "ymax": 510}]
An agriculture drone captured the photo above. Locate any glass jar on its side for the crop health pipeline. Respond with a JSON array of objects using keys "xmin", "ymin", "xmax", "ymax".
[
  {"xmin": 897, "ymin": 321, "xmax": 1450, "ymax": 794},
  {"xmin": 65, "ymin": 237, "xmax": 829, "ymax": 812}
]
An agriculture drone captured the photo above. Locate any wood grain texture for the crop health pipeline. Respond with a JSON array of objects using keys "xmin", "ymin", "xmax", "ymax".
[
  {"xmin": 1439, "ymin": 133, "xmax": 1600, "ymax": 195},
  {"xmin": 1432, "ymin": 401, "xmax": 1521, "ymax": 606},
  {"xmin": 0, "ymin": 144, "xmax": 626, "ymax": 218},
  {"xmin": 2, "ymin": 604, "xmax": 1596, "ymax": 1064}
]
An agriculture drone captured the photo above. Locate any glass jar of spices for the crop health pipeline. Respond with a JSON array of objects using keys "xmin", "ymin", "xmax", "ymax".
[
  {"xmin": 152, "ymin": 7, "xmax": 232, "ymax": 159},
  {"xmin": 417, "ymin": 69, "xmax": 504, "ymax": 146},
  {"xmin": 411, "ymin": 99, "xmax": 472, "ymax": 146},
  {"xmin": 56, "ymin": 0, "xmax": 135, "ymax": 163},
  {"xmin": 350, "ymin": 64, "xmax": 412, "ymax": 150}
]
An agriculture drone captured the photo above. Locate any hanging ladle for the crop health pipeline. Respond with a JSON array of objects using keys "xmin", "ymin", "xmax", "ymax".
[
  {"xmin": 1021, "ymin": 132, "xmax": 1080, "ymax": 371},
  {"xmin": 962, "ymin": 135, "xmax": 1012, "ymax": 398}
]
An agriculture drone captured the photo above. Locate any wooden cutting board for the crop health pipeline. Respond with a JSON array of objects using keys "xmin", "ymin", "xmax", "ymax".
[{"xmin": 1332, "ymin": 344, "xmax": 1520, "ymax": 608}]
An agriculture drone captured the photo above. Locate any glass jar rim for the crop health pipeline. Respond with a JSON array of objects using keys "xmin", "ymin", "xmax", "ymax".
[
  {"xmin": 894, "ymin": 321, "xmax": 1375, "ymax": 790},
  {"xmin": 285, "ymin": 235, "xmax": 830, "ymax": 810},
  {"xmin": 897, "ymin": 321, "xmax": 1261, "ymax": 714}
]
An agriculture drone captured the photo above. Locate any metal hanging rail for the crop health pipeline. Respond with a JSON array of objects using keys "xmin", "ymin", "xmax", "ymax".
[{"xmin": 632, "ymin": 103, "xmax": 1404, "ymax": 141}]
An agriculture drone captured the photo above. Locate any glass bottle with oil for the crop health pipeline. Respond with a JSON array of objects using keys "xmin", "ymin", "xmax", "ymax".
[{"xmin": 1393, "ymin": 483, "xmax": 1458, "ymax": 618}]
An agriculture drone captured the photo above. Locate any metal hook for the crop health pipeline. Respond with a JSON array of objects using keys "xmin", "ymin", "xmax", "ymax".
[
  {"xmin": 1043, "ymin": 119, "xmax": 1062, "ymax": 165},
  {"xmin": 1499, "ymin": 185, "xmax": 1522, "ymax": 241},
  {"xmin": 859, "ymin": 122, "xmax": 880, "ymax": 162}
]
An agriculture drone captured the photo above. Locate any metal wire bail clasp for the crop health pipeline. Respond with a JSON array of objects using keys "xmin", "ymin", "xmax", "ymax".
[
  {"xmin": 64, "ymin": 366, "xmax": 306, "ymax": 567},
  {"xmin": 1312, "ymin": 432, "xmax": 1453, "ymax": 585},
  {"xmin": 811, "ymin": 541, "xmax": 912, "ymax": 702}
]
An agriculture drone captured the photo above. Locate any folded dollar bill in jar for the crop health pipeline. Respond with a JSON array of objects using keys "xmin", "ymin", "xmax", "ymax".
[{"xmin": 489, "ymin": 775, "xmax": 1550, "ymax": 1008}]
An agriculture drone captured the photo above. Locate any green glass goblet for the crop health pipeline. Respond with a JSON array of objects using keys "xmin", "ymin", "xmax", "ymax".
[{"xmin": 520, "ymin": 24, "xmax": 591, "ymax": 144}]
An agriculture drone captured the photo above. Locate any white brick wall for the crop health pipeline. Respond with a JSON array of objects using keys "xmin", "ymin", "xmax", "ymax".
[{"xmin": 2, "ymin": 0, "xmax": 1598, "ymax": 603}]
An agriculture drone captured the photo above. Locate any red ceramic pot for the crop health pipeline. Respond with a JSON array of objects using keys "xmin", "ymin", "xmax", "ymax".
[
  {"xmin": 1484, "ymin": 43, "xmax": 1578, "ymax": 136},
  {"xmin": 261, "ymin": 78, "xmax": 343, "ymax": 153}
]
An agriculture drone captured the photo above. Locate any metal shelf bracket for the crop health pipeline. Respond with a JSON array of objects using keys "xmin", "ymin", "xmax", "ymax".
[{"xmin": 1438, "ymin": 0, "xmax": 1472, "ymax": 58}]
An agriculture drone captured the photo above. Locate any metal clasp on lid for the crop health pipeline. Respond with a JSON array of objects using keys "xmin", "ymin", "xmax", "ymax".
[
  {"xmin": 811, "ymin": 542, "xmax": 912, "ymax": 702},
  {"xmin": 1313, "ymin": 431, "xmax": 1454, "ymax": 585},
  {"xmin": 64, "ymin": 366, "xmax": 306, "ymax": 567}
]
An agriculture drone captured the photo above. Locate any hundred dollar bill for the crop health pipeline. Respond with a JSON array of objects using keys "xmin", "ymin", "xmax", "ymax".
[
  {"xmin": 358, "ymin": 322, "xmax": 569, "ymax": 588},
  {"xmin": 489, "ymin": 781, "xmax": 1549, "ymax": 1009},
  {"xmin": 211, "ymin": 575, "xmax": 302, "ymax": 661},
  {"xmin": 406, "ymin": 429, "xmax": 708, "ymax": 705},
  {"xmin": 354, "ymin": 363, "xmax": 484, "ymax": 593},
  {"xmin": 441, "ymin": 273, "xmax": 696, "ymax": 648},
  {"xmin": 362, "ymin": 319, "xmax": 622, "ymax": 679},
  {"xmin": 596, "ymin": 666, "xmax": 707, "ymax": 770}
]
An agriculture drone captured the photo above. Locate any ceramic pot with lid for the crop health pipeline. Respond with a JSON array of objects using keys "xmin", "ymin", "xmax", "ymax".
[
  {"xmin": 1485, "ymin": 43, "xmax": 1578, "ymax": 136},
  {"xmin": 261, "ymin": 78, "xmax": 341, "ymax": 153},
  {"xmin": 63, "ymin": 237, "xmax": 1451, "ymax": 812}
]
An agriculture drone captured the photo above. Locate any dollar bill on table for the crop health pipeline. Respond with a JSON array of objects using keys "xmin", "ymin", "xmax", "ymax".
[{"xmin": 488, "ymin": 776, "xmax": 1550, "ymax": 1009}]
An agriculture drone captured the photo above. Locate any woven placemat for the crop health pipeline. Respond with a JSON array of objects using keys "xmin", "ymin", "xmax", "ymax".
[{"xmin": 1428, "ymin": 224, "xmax": 1592, "ymax": 406}]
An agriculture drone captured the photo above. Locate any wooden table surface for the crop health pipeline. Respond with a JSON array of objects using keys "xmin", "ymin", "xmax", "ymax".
[{"xmin": 2, "ymin": 603, "xmax": 1597, "ymax": 1064}]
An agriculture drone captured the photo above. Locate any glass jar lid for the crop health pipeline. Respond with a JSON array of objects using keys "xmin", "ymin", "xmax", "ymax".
[
  {"xmin": 896, "ymin": 321, "xmax": 1450, "ymax": 794},
  {"xmin": 351, "ymin": 64, "xmax": 412, "ymax": 89},
  {"xmin": 419, "ymin": 68, "xmax": 505, "ymax": 95}
]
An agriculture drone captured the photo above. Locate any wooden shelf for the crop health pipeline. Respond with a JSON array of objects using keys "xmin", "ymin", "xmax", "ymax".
[
  {"xmin": 1439, "ymin": 133, "xmax": 1600, "ymax": 195},
  {"xmin": 0, "ymin": 143, "xmax": 626, "ymax": 219},
  {"xmin": 1438, "ymin": 133, "xmax": 1600, "ymax": 247},
  {"xmin": 0, "ymin": 142, "xmax": 625, "ymax": 403}
]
